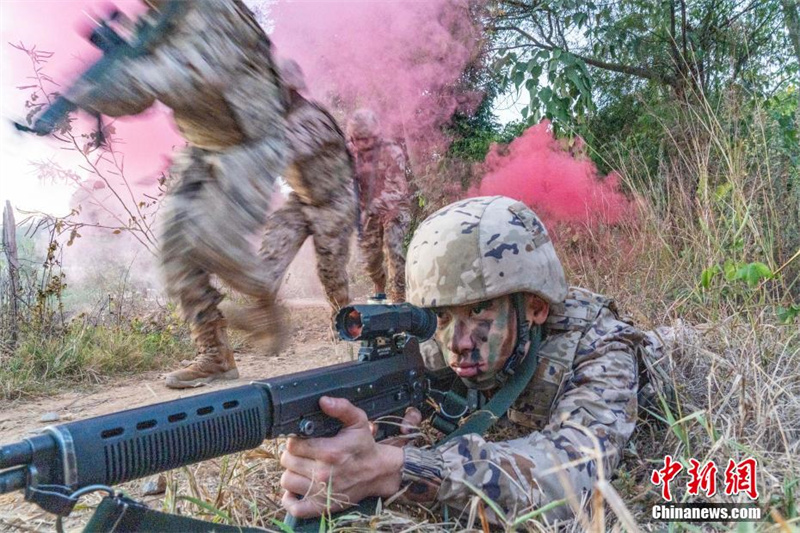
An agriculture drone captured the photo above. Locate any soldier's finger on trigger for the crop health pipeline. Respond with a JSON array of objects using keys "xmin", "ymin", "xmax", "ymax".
[{"xmin": 281, "ymin": 490, "xmax": 313, "ymax": 518}]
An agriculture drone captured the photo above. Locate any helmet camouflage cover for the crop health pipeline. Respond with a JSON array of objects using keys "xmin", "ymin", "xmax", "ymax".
[
  {"xmin": 346, "ymin": 108, "xmax": 380, "ymax": 139},
  {"xmin": 278, "ymin": 58, "xmax": 307, "ymax": 93},
  {"xmin": 406, "ymin": 196, "xmax": 568, "ymax": 307}
]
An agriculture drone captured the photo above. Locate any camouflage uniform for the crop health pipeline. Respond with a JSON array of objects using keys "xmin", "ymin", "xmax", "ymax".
[
  {"xmin": 402, "ymin": 196, "xmax": 664, "ymax": 524},
  {"xmin": 226, "ymin": 60, "xmax": 357, "ymax": 342},
  {"xmin": 63, "ymin": 0, "xmax": 288, "ymax": 387},
  {"xmin": 347, "ymin": 110, "xmax": 412, "ymax": 302}
]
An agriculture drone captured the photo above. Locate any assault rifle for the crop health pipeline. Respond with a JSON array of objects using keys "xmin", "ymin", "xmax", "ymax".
[
  {"xmin": 0, "ymin": 303, "xmax": 448, "ymax": 527},
  {"xmin": 13, "ymin": 1, "xmax": 185, "ymax": 140}
]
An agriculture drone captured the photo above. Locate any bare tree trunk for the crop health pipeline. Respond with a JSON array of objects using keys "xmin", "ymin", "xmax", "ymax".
[
  {"xmin": 781, "ymin": 0, "xmax": 800, "ymax": 127},
  {"xmin": 2, "ymin": 201, "xmax": 20, "ymax": 349},
  {"xmin": 783, "ymin": 0, "xmax": 800, "ymax": 65}
]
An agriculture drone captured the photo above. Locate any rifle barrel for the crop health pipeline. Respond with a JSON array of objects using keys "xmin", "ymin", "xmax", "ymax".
[
  {"xmin": 0, "ymin": 441, "xmax": 32, "ymax": 470},
  {"xmin": 0, "ymin": 466, "xmax": 26, "ymax": 493}
]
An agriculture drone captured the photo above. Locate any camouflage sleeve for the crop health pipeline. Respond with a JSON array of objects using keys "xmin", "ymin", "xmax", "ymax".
[
  {"xmin": 400, "ymin": 308, "xmax": 639, "ymax": 523},
  {"xmin": 373, "ymin": 143, "xmax": 410, "ymax": 212},
  {"xmin": 63, "ymin": 55, "xmax": 158, "ymax": 117},
  {"xmin": 65, "ymin": 1, "xmax": 255, "ymax": 118}
]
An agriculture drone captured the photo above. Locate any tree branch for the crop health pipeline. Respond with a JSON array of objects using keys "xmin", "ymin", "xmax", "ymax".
[{"xmin": 491, "ymin": 25, "xmax": 680, "ymax": 88}]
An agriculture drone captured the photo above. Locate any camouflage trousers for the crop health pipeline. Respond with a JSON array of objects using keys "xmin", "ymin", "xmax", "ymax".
[
  {"xmin": 220, "ymin": 189, "xmax": 357, "ymax": 350},
  {"xmin": 360, "ymin": 209, "xmax": 410, "ymax": 302},
  {"xmin": 159, "ymin": 142, "xmax": 281, "ymax": 356},
  {"xmin": 259, "ymin": 191, "xmax": 356, "ymax": 311}
]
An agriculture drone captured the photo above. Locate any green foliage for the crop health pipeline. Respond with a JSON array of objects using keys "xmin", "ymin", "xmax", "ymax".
[
  {"xmin": 776, "ymin": 304, "xmax": 800, "ymax": 324},
  {"xmin": 489, "ymin": 0, "xmax": 796, "ymax": 133},
  {"xmin": 498, "ymin": 47, "xmax": 593, "ymax": 131},
  {"xmin": 0, "ymin": 320, "xmax": 192, "ymax": 400},
  {"xmin": 699, "ymin": 260, "xmax": 773, "ymax": 301}
]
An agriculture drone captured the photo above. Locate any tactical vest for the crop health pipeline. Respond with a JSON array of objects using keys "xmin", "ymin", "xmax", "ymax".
[{"xmin": 506, "ymin": 286, "xmax": 618, "ymax": 430}]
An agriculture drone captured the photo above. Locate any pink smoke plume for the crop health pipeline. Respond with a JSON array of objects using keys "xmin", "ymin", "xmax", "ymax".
[
  {"xmin": 472, "ymin": 121, "xmax": 634, "ymax": 228},
  {"xmin": 4, "ymin": 1, "xmax": 181, "ymax": 187},
  {"xmin": 266, "ymin": 0, "xmax": 481, "ymax": 155},
  {"xmin": 6, "ymin": 0, "xmax": 482, "ymax": 198}
]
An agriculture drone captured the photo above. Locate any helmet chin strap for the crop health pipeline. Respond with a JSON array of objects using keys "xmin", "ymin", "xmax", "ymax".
[{"xmin": 496, "ymin": 293, "xmax": 539, "ymax": 385}]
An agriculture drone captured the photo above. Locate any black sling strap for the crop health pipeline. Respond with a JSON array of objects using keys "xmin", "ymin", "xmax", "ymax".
[{"xmin": 83, "ymin": 494, "xmax": 272, "ymax": 533}]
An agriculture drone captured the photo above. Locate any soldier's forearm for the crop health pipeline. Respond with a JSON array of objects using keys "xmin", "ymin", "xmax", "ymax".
[{"xmin": 65, "ymin": 64, "xmax": 156, "ymax": 118}]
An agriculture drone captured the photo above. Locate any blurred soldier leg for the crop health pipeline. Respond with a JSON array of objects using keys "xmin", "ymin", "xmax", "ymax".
[
  {"xmin": 382, "ymin": 210, "xmax": 411, "ymax": 303},
  {"xmin": 224, "ymin": 194, "xmax": 311, "ymax": 354},
  {"xmin": 162, "ymin": 148, "xmax": 280, "ymax": 297},
  {"xmin": 359, "ymin": 213, "xmax": 388, "ymax": 297},
  {"xmin": 160, "ymin": 149, "xmax": 278, "ymax": 387},
  {"xmin": 161, "ymin": 263, "xmax": 238, "ymax": 389},
  {"xmin": 304, "ymin": 193, "xmax": 355, "ymax": 313}
]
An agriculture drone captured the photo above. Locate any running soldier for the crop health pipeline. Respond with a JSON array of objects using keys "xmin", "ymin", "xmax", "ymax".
[
  {"xmin": 53, "ymin": 0, "xmax": 289, "ymax": 389},
  {"xmin": 279, "ymin": 196, "xmax": 668, "ymax": 524},
  {"xmin": 224, "ymin": 59, "xmax": 357, "ymax": 347},
  {"xmin": 346, "ymin": 109, "xmax": 412, "ymax": 302}
]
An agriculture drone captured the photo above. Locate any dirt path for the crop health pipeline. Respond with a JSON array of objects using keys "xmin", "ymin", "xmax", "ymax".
[
  {"xmin": 0, "ymin": 302, "xmax": 358, "ymax": 531},
  {"xmin": 0, "ymin": 303, "xmax": 352, "ymax": 442}
]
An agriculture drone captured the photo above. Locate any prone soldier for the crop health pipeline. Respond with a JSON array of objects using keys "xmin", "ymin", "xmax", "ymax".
[
  {"xmin": 55, "ymin": 0, "xmax": 290, "ymax": 389},
  {"xmin": 279, "ymin": 195, "xmax": 669, "ymax": 523},
  {"xmin": 346, "ymin": 109, "xmax": 413, "ymax": 303},
  {"xmin": 224, "ymin": 59, "xmax": 358, "ymax": 348}
]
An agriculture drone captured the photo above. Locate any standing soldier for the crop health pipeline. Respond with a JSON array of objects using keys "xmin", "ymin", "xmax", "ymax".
[
  {"xmin": 346, "ymin": 109, "xmax": 412, "ymax": 303},
  {"xmin": 224, "ymin": 59, "xmax": 357, "ymax": 347},
  {"xmin": 39, "ymin": 0, "xmax": 290, "ymax": 388}
]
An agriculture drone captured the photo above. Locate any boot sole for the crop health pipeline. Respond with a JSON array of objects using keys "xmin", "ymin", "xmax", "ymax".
[{"xmin": 165, "ymin": 368, "xmax": 240, "ymax": 389}]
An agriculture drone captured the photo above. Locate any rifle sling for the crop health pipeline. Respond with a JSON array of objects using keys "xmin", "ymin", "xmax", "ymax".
[{"xmin": 83, "ymin": 494, "xmax": 269, "ymax": 533}]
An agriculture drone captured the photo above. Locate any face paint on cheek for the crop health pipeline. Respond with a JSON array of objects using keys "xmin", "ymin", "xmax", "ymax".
[
  {"xmin": 473, "ymin": 320, "xmax": 491, "ymax": 342},
  {"xmin": 436, "ymin": 319, "xmax": 456, "ymax": 362},
  {"xmin": 487, "ymin": 301, "xmax": 511, "ymax": 370}
]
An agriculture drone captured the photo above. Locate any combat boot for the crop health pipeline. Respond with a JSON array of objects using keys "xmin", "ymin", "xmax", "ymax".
[{"xmin": 165, "ymin": 323, "xmax": 239, "ymax": 389}]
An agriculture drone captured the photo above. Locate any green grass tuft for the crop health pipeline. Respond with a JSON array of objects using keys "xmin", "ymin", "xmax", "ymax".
[{"xmin": 0, "ymin": 322, "xmax": 192, "ymax": 400}]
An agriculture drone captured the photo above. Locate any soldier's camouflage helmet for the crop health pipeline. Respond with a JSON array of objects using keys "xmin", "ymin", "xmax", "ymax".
[
  {"xmin": 346, "ymin": 108, "xmax": 380, "ymax": 139},
  {"xmin": 406, "ymin": 196, "xmax": 568, "ymax": 307},
  {"xmin": 278, "ymin": 58, "xmax": 307, "ymax": 92}
]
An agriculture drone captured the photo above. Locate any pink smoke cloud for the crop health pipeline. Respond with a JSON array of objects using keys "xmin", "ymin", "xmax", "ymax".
[
  {"xmin": 472, "ymin": 121, "xmax": 634, "ymax": 227},
  {"xmin": 4, "ymin": 1, "xmax": 181, "ymax": 194},
  {"xmin": 267, "ymin": 0, "xmax": 481, "ymax": 156}
]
